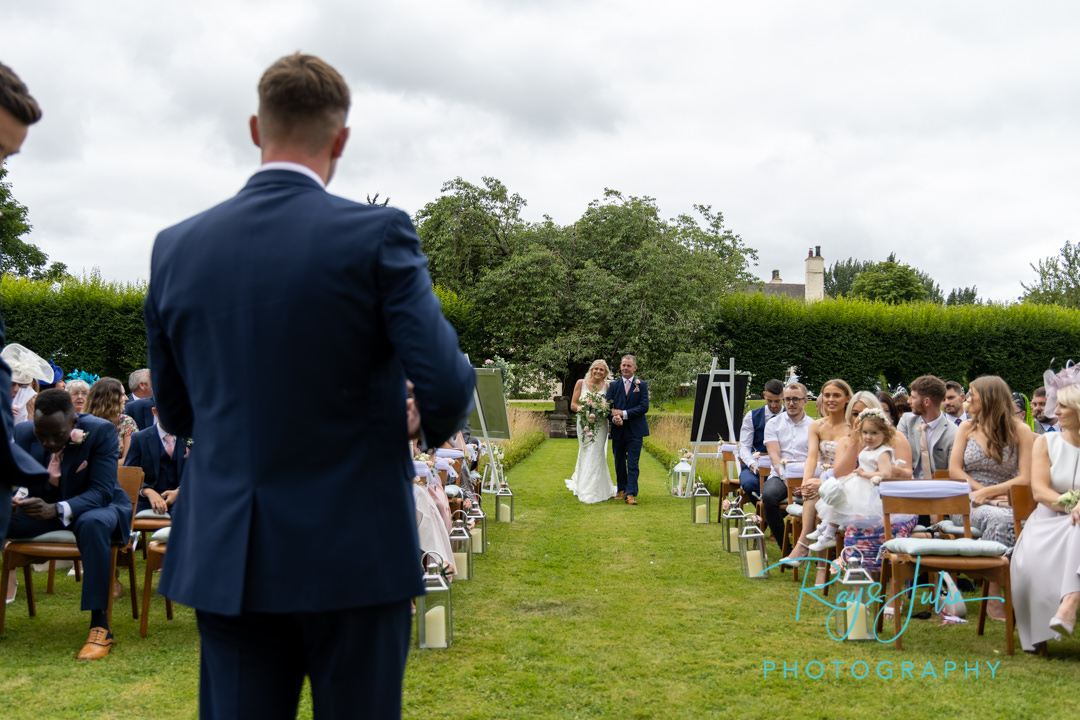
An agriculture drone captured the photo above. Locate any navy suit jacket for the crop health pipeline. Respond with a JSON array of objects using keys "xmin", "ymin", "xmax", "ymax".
[
  {"xmin": 607, "ymin": 376, "xmax": 650, "ymax": 440},
  {"xmin": 124, "ymin": 426, "xmax": 187, "ymax": 510},
  {"xmin": 126, "ymin": 397, "xmax": 156, "ymax": 431},
  {"xmin": 145, "ymin": 169, "xmax": 475, "ymax": 616},
  {"xmin": 0, "ymin": 313, "xmax": 49, "ymax": 543},
  {"xmin": 12, "ymin": 413, "xmax": 130, "ymax": 542}
]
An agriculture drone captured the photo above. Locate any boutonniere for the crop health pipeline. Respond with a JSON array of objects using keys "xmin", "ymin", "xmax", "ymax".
[
  {"xmin": 183, "ymin": 438, "xmax": 194, "ymax": 448},
  {"xmin": 69, "ymin": 428, "xmax": 88, "ymax": 445},
  {"xmin": 634, "ymin": 379, "xmax": 640, "ymax": 386}
]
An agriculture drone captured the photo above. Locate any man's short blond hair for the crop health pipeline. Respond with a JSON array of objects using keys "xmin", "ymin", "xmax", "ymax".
[{"xmin": 257, "ymin": 53, "xmax": 349, "ymax": 153}]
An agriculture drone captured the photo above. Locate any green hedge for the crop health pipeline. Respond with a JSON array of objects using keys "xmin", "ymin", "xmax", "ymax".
[
  {"xmin": 711, "ymin": 294, "xmax": 1080, "ymax": 394},
  {"xmin": 1, "ymin": 272, "xmax": 148, "ymax": 381}
]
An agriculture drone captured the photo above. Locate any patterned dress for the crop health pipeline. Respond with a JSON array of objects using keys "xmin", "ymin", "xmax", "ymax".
[
  {"xmin": 959, "ymin": 437, "xmax": 1018, "ymax": 548},
  {"xmin": 118, "ymin": 414, "xmax": 138, "ymax": 454}
]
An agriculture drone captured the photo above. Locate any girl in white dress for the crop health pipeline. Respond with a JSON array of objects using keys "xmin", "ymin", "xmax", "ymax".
[
  {"xmin": 565, "ymin": 360, "xmax": 617, "ymax": 504},
  {"xmin": 809, "ymin": 408, "xmax": 895, "ymax": 551}
]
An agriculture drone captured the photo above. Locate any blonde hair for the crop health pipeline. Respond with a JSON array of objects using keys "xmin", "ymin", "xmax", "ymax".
[
  {"xmin": 846, "ymin": 391, "xmax": 882, "ymax": 425},
  {"xmin": 587, "ymin": 359, "xmax": 610, "ymax": 377},
  {"xmin": 858, "ymin": 410, "xmax": 896, "ymax": 445},
  {"xmin": 1056, "ymin": 384, "xmax": 1080, "ymax": 415}
]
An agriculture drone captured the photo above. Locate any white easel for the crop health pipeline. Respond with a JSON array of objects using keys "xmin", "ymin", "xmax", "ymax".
[{"xmin": 683, "ymin": 356, "xmax": 740, "ymax": 497}]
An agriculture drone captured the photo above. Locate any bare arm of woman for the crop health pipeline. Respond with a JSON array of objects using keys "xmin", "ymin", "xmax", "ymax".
[
  {"xmin": 890, "ymin": 435, "xmax": 913, "ymax": 478},
  {"xmin": 949, "ymin": 420, "xmax": 978, "ymax": 490},
  {"xmin": 971, "ymin": 422, "xmax": 1035, "ymax": 505},
  {"xmin": 800, "ymin": 421, "xmax": 823, "ymax": 492},
  {"xmin": 570, "ymin": 379, "xmax": 584, "ymax": 413},
  {"xmin": 833, "ymin": 434, "xmax": 859, "ymax": 477},
  {"xmin": 1029, "ymin": 434, "xmax": 1059, "ymax": 507}
]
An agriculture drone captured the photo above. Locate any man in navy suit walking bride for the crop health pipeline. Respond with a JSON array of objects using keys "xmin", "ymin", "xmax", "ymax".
[{"xmin": 607, "ymin": 354, "xmax": 649, "ymax": 505}]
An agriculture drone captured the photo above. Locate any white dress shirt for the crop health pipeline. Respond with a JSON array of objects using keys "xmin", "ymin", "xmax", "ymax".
[
  {"xmin": 763, "ymin": 412, "xmax": 813, "ymax": 477},
  {"xmin": 738, "ymin": 407, "xmax": 779, "ymax": 469},
  {"xmin": 255, "ymin": 161, "xmax": 326, "ymax": 189}
]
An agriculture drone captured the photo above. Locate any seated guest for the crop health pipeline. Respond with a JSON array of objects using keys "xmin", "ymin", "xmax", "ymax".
[
  {"xmin": 761, "ymin": 382, "xmax": 813, "ymax": 544},
  {"xmin": 2, "ymin": 343, "xmax": 53, "ymax": 425},
  {"xmin": 412, "ymin": 462, "xmax": 456, "ymax": 578},
  {"xmin": 943, "ymin": 381, "xmax": 968, "ymax": 426},
  {"xmin": 84, "ymin": 377, "xmax": 139, "ymax": 464},
  {"xmin": 127, "ymin": 368, "xmax": 153, "ymax": 403},
  {"xmin": 1032, "ymin": 386, "xmax": 1059, "ymax": 434},
  {"xmin": 124, "ymin": 406, "xmax": 187, "ymax": 515},
  {"xmin": 66, "ymin": 379, "xmax": 91, "ymax": 414},
  {"xmin": 897, "ymin": 375, "xmax": 956, "ymax": 479},
  {"xmin": 736, "ymin": 379, "xmax": 784, "ymax": 501},
  {"xmin": 893, "ymin": 392, "xmax": 912, "ymax": 417},
  {"xmin": 1013, "ymin": 373, "xmax": 1080, "ymax": 651},
  {"xmin": 7, "ymin": 389, "xmax": 132, "ymax": 659},
  {"xmin": 125, "ymin": 396, "xmax": 155, "ymax": 431},
  {"xmin": 1014, "ymin": 391, "xmax": 1033, "ymax": 427},
  {"xmin": 876, "ymin": 391, "xmax": 900, "ymax": 427},
  {"xmin": 950, "ymin": 375, "xmax": 1034, "ymax": 619}
]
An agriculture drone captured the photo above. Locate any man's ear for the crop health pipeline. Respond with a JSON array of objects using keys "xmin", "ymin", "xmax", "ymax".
[
  {"xmin": 249, "ymin": 115, "xmax": 261, "ymax": 148},
  {"xmin": 330, "ymin": 126, "xmax": 349, "ymax": 159}
]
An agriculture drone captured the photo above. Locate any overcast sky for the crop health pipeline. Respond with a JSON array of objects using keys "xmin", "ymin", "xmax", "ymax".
[{"xmin": 4, "ymin": 1, "xmax": 1079, "ymax": 302}]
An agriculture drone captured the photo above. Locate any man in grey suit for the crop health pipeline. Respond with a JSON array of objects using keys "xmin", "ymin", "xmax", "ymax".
[
  {"xmin": 896, "ymin": 375, "xmax": 956, "ymax": 479},
  {"xmin": 1031, "ymin": 386, "xmax": 1059, "ymax": 434}
]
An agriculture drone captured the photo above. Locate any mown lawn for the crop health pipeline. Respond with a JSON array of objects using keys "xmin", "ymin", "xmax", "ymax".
[{"xmin": 3, "ymin": 438, "xmax": 1076, "ymax": 719}]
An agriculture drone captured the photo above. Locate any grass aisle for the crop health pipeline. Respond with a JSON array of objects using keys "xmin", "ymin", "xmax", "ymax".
[{"xmin": 403, "ymin": 439, "xmax": 1078, "ymax": 720}]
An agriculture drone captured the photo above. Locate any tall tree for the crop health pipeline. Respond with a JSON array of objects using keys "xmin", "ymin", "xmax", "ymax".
[
  {"xmin": 416, "ymin": 181, "xmax": 758, "ymax": 398},
  {"xmin": 824, "ymin": 257, "xmax": 874, "ymax": 298},
  {"xmin": 1022, "ymin": 240, "xmax": 1080, "ymax": 309},
  {"xmin": 850, "ymin": 260, "xmax": 928, "ymax": 304},
  {"xmin": 946, "ymin": 286, "xmax": 981, "ymax": 306},
  {"xmin": 0, "ymin": 167, "xmax": 67, "ymax": 281}
]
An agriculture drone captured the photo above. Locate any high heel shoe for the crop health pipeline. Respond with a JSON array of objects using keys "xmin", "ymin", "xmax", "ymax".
[
  {"xmin": 1050, "ymin": 616, "xmax": 1074, "ymax": 637},
  {"xmin": 5, "ymin": 576, "xmax": 16, "ymax": 605},
  {"xmin": 781, "ymin": 540, "xmax": 811, "ymax": 564}
]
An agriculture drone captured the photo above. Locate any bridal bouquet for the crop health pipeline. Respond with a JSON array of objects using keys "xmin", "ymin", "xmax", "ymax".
[
  {"xmin": 577, "ymin": 394, "xmax": 612, "ymax": 445},
  {"xmin": 1054, "ymin": 489, "xmax": 1080, "ymax": 512}
]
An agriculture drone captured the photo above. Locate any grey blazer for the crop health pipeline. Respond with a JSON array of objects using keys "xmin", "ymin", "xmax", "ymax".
[{"xmin": 896, "ymin": 412, "xmax": 957, "ymax": 478}]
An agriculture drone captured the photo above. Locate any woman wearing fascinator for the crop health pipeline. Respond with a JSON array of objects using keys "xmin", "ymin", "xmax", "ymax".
[{"xmin": 1013, "ymin": 362, "xmax": 1080, "ymax": 652}]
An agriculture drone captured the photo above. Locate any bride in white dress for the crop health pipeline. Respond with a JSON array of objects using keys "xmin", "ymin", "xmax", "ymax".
[{"xmin": 565, "ymin": 359, "xmax": 617, "ymax": 503}]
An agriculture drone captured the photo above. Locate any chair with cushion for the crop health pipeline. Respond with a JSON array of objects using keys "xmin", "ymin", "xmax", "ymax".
[
  {"xmin": 1, "ymin": 467, "xmax": 143, "ymax": 633},
  {"xmin": 877, "ymin": 478, "xmax": 1014, "ymax": 655},
  {"xmin": 139, "ymin": 526, "xmax": 174, "ymax": 637}
]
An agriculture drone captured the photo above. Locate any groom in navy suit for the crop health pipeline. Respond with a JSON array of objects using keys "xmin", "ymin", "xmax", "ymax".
[
  {"xmin": 144, "ymin": 54, "xmax": 474, "ymax": 719},
  {"xmin": 607, "ymin": 354, "xmax": 650, "ymax": 505}
]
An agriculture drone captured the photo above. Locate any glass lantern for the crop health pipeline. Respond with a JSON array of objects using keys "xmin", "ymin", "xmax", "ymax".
[
  {"xmin": 738, "ymin": 522, "xmax": 769, "ymax": 579},
  {"xmin": 449, "ymin": 510, "xmax": 473, "ymax": 581},
  {"xmin": 416, "ymin": 552, "xmax": 452, "ymax": 649},
  {"xmin": 691, "ymin": 481, "xmax": 712, "ymax": 524},
  {"xmin": 721, "ymin": 494, "xmax": 746, "ymax": 553},
  {"xmin": 671, "ymin": 459, "xmax": 692, "ymax": 497},
  {"xmin": 834, "ymin": 548, "xmax": 878, "ymax": 641},
  {"xmin": 466, "ymin": 502, "xmax": 486, "ymax": 555},
  {"xmin": 495, "ymin": 481, "xmax": 514, "ymax": 523}
]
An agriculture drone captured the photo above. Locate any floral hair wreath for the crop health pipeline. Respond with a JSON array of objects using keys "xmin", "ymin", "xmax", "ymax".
[
  {"xmin": 1043, "ymin": 359, "xmax": 1080, "ymax": 420},
  {"xmin": 856, "ymin": 407, "xmax": 891, "ymax": 426}
]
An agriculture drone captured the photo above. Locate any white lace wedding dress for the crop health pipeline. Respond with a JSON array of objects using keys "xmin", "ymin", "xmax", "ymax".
[{"xmin": 565, "ymin": 388, "xmax": 617, "ymax": 504}]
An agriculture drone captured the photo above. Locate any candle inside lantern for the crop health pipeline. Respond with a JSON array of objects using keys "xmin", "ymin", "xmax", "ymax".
[
  {"xmin": 498, "ymin": 503, "xmax": 511, "ymax": 522},
  {"xmin": 424, "ymin": 606, "xmax": 447, "ymax": 648},
  {"xmin": 745, "ymin": 550, "xmax": 764, "ymax": 578},
  {"xmin": 453, "ymin": 552, "xmax": 470, "ymax": 580},
  {"xmin": 471, "ymin": 526, "xmax": 484, "ymax": 554},
  {"xmin": 695, "ymin": 504, "xmax": 708, "ymax": 523},
  {"xmin": 847, "ymin": 602, "xmax": 869, "ymax": 640},
  {"xmin": 728, "ymin": 527, "xmax": 740, "ymax": 549}
]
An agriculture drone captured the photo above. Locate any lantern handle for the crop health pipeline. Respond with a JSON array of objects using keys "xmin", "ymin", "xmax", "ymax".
[
  {"xmin": 839, "ymin": 546, "xmax": 865, "ymax": 565},
  {"xmin": 421, "ymin": 551, "xmax": 445, "ymax": 572},
  {"xmin": 452, "ymin": 509, "xmax": 469, "ymax": 523}
]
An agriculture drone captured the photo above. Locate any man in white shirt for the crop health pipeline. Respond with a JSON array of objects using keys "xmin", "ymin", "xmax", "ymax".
[
  {"xmin": 1031, "ymin": 386, "xmax": 1059, "ymax": 434},
  {"xmin": 736, "ymin": 379, "xmax": 784, "ymax": 501},
  {"xmin": 896, "ymin": 375, "xmax": 956, "ymax": 479},
  {"xmin": 760, "ymin": 382, "xmax": 813, "ymax": 544},
  {"xmin": 942, "ymin": 381, "xmax": 968, "ymax": 426}
]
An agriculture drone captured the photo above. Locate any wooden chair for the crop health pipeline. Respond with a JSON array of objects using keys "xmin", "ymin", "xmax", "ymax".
[
  {"xmin": 139, "ymin": 529, "xmax": 174, "ymax": 637},
  {"xmin": 932, "ymin": 470, "xmax": 953, "ymax": 479},
  {"xmin": 1, "ymin": 467, "xmax": 144, "ymax": 633},
  {"xmin": 1009, "ymin": 484, "xmax": 1044, "ymax": 655},
  {"xmin": 113, "ymin": 466, "xmax": 145, "ymax": 619},
  {"xmin": 715, "ymin": 448, "xmax": 742, "ymax": 522},
  {"xmin": 779, "ymin": 476, "xmax": 804, "ymax": 580},
  {"xmin": 877, "ymin": 479, "xmax": 1014, "ymax": 655}
]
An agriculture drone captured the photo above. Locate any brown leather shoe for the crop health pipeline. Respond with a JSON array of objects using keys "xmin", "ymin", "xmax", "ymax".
[
  {"xmin": 77, "ymin": 627, "xmax": 114, "ymax": 660},
  {"xmin": 615, "ymin": 491, "xmax": 626, "ymax": 500},
  {"xmin": 112, "ymin": 580, "xmax": 124, "ymax": 599},
  {"xmin": 625, "ymin": 495, "xmax": 637, "ymax": 505}
]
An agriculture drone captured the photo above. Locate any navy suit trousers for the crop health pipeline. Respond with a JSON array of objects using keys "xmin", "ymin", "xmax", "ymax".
[
  {"xmin": 196, "ymin": 599, "xmax": 412, "ymax": 720},
  {"xmin": 739, "ymin": 466, "xmax": 762, "ymax": 500},
  {"xmin": 7, "ymin": 507, "xmax": 121, "ymax": 611},
  {"xmin": 611, "ymin": 436, "xmax": 642, "ymax": 497}
]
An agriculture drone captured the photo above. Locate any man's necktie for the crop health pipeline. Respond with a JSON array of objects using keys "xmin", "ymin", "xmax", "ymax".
[
  {"xmin": 919, "ymin": 423, "xmax": 933, "ymax": 479},
  {"xmin": 48, "ymin": 451, "xmax": 62, "ymax": 487},
  {"xmin": 163, "ymin": 434, "xmax": 176, "ymax": 459},
  {"xmin": 954, "ymin": 418, "xmax": 961, "ymax": 427},
  {"xmin": 624, "ymin": 379, "xmax": 631, "ymax": 395}
]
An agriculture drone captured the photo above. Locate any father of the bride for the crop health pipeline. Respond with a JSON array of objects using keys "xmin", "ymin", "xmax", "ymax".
[{"xmin": 607, "ymin": 354, "xmax": 649, "ymax": 505}]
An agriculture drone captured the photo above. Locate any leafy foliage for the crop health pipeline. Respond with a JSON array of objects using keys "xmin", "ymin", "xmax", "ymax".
[
  {"xmin": 946, "ymin": 286, "xmax": 981, "ymax": 306},
  {"xmin": 709, "ymin": 293, "xmax": 1079, "ymax": 396},
  {"xmin": 850, "ymin": 260, "xmax": 928, "ymax": 304},
  {"xmin": 417, "ymin": 180, "xmax": 759, "ymax": 399},
  {"xmin": 1022, "ymin": 240, "xmax": 1080, "ymax": 309},
  {"xmin": 824, "ymin": 257, "xmax": 873, "ymax": 298},
  {"xmin": 0, "ymin": 270, "xmax": 147, "ymax": 379},
  {"xmin": 0, "ymin": 167, "xmax": 68, "ymax": 281}
]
